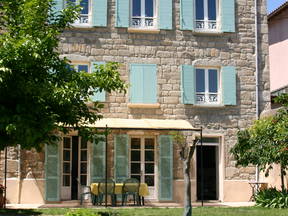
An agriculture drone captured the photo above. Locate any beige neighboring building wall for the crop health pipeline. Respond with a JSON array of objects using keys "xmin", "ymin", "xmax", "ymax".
[
  {"xmin": 259, "ymin": 2, "xmax": 288, "ymax": 190},
  {"xmin": 269, "ymin": 2, "xmax": 288, "ymax": 93},
  {"xmin": 1, "ymin": 0, "xmax": 270, "ymax": 204}
]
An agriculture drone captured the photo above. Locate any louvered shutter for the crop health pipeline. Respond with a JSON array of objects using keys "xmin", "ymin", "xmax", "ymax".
[
  {"xmin": 114, "ymin": 135, "xmax": 129, "ymax": 182},
  {"xmin": 158, "ymin": 135, "xmax": 173, "ymax": 201},
  {"xmin": 221, "ymin": 0, "xmax": 235, "ymax": 32},
  {"xmin": 159, "ymin": 0, "xmax": 172, "ymax": 29},
  {"xmin": 222, "ymin": 66, "xmax": 236, "ymax": 105},
  {"xmin": 181, "ymin": 65, "xmax": 196, "ymax": 104},
  {"xmin": 130, "ymin": 64, "xmax": 157, "ymax": 103},
  {"xmin": 115, "ymin": 0, "xmax": 129, "ymax": 27},
  {"xmin": 91, "ymin": 62, "xmax": 106, "ymax": 102},
  {"xmin": 92, "ymin": 0, "xmax": 107, "ymax": 26},
  {"xmin": 45, "ymin": 144, "xmax": 60, "ymax": 201},
  {"xmin": 91, "ymin": 135, "xmax": 106, "ymax": 182},
  {"xmin": 180, "ymin": 0, "xmax": 194, "ymax": 30}
]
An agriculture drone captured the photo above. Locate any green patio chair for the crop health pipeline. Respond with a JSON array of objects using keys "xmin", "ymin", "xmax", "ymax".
[
  {"xmin": 98, "ymin": 179, "xmax": 116, "ymax": 206},
  {"xmin": 122, "ymin": 178, "xmax": 140, "ymax": 206}
]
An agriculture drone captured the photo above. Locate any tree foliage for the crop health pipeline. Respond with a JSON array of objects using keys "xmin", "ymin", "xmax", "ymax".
[
  {"xmin": 0, "ymin": 0, "xmax": 126, "ymax": 150},
  {"xmin": 231, "ymin": 94, "xmax": 288, "ymax": 190}
]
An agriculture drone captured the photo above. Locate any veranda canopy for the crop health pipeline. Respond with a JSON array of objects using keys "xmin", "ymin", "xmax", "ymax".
[{"xmin": 87, "ymin": 118, "xmax": 198, "ymax": 131}]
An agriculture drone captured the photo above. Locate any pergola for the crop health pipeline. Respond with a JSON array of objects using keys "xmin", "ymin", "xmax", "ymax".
[{"xmin": 89, "ymin": 118, "xmax": 204, "ymax": 207}]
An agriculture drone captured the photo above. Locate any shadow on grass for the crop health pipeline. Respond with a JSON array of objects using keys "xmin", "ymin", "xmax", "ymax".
[
  {"xmin": 0, "ymin": 209, "xmax": 42, "ymax": 216},
  {"xmin": 97, "ymin": 212, "xmax": 120, "ymax": 216}
]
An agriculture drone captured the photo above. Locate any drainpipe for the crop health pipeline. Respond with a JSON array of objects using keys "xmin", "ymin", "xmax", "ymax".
[
  {"xmin": 17, "ymin": 144, "xmax": 21, "ymax": 204},
  {"xmin": 254, "ymin": 0, "xmax": 260, "ymax": 183}
]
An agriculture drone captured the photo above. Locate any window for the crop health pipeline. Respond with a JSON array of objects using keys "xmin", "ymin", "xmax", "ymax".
[
  {"xmin": 71, "ymin": 64, "xmax": 89, "ymax": 73},
  {"xmin": 66, "ymin": 0, "xmax": 90, "ymax": 25},
  {"xmin": 182, "ymin": 65, "xmax": 236, "ymax": 105},
  {"xmin": 130, "ymin": 64, "xmax": 157, "ymax": 104},
  {"xmin": 131, "ymin": 0, "xmax": 157, "ymax": 29},
  {"xmin": 70, "ymin": 62, "xmax": 106, "ymax": 102},
  {"xmin": 196, "ymin": 68, "xmax": 219, "ymax": 104},
  {"xmin": 195, "ymin": 0, "xmax": 218, "ymax": 31}
]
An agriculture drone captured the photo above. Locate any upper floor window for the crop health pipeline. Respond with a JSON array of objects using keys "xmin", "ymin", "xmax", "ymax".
[
  {"xmin": 71, "ymin": 64, "xmax": 89, "ymax": 73},
  {"xmin": 130, "ymin": 64, "xmax": 157, "ymax": 103},
  {"xmin": 181, "ymin": 65, "xmax": 236, "ymax": 106},
  {"xmin": 195, "ymin": 0, "xmax": 218, "ymax": 31},
  {"xmin": 70, "ymin": 62, "xmax": 106, "ymax": 102},
  {"xmin": 196, "ymin": 68, "xmax": 219, "ymax": 104},
  {"xmin": 66, "ymin": 0, "xmax": 91, "ymax": 25},
  {"xmin": 131, "ymin": 0, "xmax": 157, "ymax": 29}
]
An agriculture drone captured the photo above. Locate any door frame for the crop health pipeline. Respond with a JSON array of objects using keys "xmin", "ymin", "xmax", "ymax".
[
  {"xmin": 129, "ymin": 136, "xmax": 158, "ymax": 200},
  {"xmin": 195, "ymin": 136, "xmax": 223, "ymax": 201},
  {"xmin": 60, "ymin": 136, "xmax": 90, "ymax": 200}
]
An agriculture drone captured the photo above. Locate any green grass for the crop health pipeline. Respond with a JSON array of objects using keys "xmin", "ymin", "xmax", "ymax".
[{"xmin": 1, "ymin": 207, "xmax": 288, "ymax": 216}]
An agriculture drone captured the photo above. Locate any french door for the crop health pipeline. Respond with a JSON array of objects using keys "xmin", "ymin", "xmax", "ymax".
[
  {"xmin": 61, "ymin": 136, "xmax": 88, "ymax": 200},
  {"xmin": 130, "ymin": 137, "xmax": 157, "ymax": 200}
]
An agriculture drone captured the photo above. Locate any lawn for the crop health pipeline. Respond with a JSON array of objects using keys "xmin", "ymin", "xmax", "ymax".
[{"xmin": 1, "ymin": 207, "xmax": 288, "ymax": 216}]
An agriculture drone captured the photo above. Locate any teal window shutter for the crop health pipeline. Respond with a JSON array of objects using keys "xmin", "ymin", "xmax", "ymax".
[
  {"xmin": 180, "ymin": 0, "xmax": 194, "ymax": 30},
  {"xmin": 115, "ymin": 0, "xmax": 129, "ymax": 27},
  {"xmin": 222, "ymin": 66, "xmax": 236, "ymax": 105},
  {"xmin": 91, "ymin": 62, "xmax": 106, "ymax": 102},
  {"xmin": 158, "ymin": 135, "xmax": 173, "ymax": 201},
  {"xmin": 91, "ymin": 135, "xmax": 106, "ymax": 182},
  {"xmin": 45, "ymin": 144, "xmax": 60, "ymax": 202},
  {"xmin": 92, "ymin": 0, "xmax": 107, "ymax": 27},
  {"xmin": 114, "ymin": 134, "xmax": 129, "ymax": 182},
  {"xmin": 181, "ymin": 65, "xmax": 195, "ymax": 104},
  {"xmin": 130, "ymin": 64, "xmax": 157, "ymax": 104},
  {"xmin": 159, "ymin": 0, "xmax": 172, "ymax": 30},
  {"xmin": 52, "ymin": 0, "xmax": 64, "ymax": 14},
  {"xmin": 221, "ymin": 0, "xmax": 235, "ymax": 32}
]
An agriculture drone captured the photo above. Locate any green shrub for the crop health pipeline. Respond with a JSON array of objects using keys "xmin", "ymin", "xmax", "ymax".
[
  {"xmin": 65, "ymin": 209, "xmax": 101, "ymax": 216},
  {"xmin": 255, "ymin": 187, "xmax": 288, "ymax": 208}
]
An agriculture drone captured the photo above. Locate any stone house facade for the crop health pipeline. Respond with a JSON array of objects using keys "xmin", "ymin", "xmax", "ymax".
[{"xmin": 2, "ymin": 0, "xmax": 270, "ymax": 204}]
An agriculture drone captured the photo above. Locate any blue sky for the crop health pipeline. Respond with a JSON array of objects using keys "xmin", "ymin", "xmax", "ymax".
[{"xmin": 268, "ymin": 0, "xmax": 287, "ymax": 13}]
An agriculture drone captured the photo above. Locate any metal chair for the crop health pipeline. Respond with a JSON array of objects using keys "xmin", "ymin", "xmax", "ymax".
[
  {"xmin": 76, "ymin": 178, "xmax": 93, "ymax": 205},
  {"xmin": 98, "ymin": 179, "xmax": 116, "ymax": 206},
  {"xmin": 122, "ymin": 178, "xmax": 140, "ymax": 206}
]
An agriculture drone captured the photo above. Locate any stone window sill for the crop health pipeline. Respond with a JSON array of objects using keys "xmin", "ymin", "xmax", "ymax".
[
  {"xmin": 128, "ymin": 103, "xmax": 160, "ymax": 108},
  {"xmin": 192, "ymin": 104, "xmax": 226, "ymax": 108},
  {"xmin": 192, "ymin": 30, "xmax": 224, "ymax": 36},
  {"xmin": 127, "ymin": 28, "xmax": 160, "ymax": 34}
]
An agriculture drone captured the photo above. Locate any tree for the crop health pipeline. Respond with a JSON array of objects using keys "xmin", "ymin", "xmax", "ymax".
[
  {"xmin": 231, "ymin": 94, "xmax": 288, "ymax": 191},
  {"xmin": 172, "ymin": 132, "xmax": 199, "ymax": 216},
  {"xmin": 0, "ymin": 0, "xmax": 126, "ymax": 150}
]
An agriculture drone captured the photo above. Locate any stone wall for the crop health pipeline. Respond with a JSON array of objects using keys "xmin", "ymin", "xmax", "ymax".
[
  {"xmin": 58, "ymin": 0, "xmax": 270, "ymax": 181},
  {"xmin": 0, "ymin": 147, "xmax": 45, "ymax": 180}
]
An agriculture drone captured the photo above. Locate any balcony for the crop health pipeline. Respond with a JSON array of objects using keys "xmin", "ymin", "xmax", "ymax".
[
  {"xmin": 196, "ymin": 93, "xmax": 219, "ymax": 104},
  {"xmin": 195, "ymin": 20, "xmax": 218, "ymax": 32},
  {"xmin": 131, "ymin": 17, "xmax": 157, "ymax": 29}
]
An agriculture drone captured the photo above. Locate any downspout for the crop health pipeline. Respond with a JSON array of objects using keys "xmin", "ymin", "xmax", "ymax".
[
  {"xmin": 17, "ymin": 144, "xmax": 21, "ymax": 204},
  {"xmin": 254, "ymin": 0, "xmax": 260, "ymax": 182}
]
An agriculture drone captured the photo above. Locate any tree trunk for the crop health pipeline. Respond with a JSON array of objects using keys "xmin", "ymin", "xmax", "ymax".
[
  {"xmin": 280, "ymin": 165, "xmax": 285, "ymax": 192},
  {"xmin": 182, "ymin": 143, "xmax": 197, "ymax": 216},
  {"xmin": 183, "ymin": 158, "xmax": 192, "ymax": 216}
]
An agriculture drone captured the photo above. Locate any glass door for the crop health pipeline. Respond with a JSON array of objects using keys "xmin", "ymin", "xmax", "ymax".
[
  {"xmin": 61, "ymin": 137, "xmax": 72, "ymax": 200},
  {"xmin": 60, "ymin": 136, "xmax": 88, "ymax": 200},
  {"xmin": 130, "ymin": 137, "xmax": 157, "ymax": 199}
]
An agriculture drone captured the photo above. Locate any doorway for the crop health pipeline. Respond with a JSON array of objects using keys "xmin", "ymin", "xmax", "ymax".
[
  {"xmin": 130, "ymin": 137, "xmax": 157, "ymax": 200},
  {"xmin": 61, "ymin": 136, "xmax": 88, "ymax": 200},
  {"xmin": 196, "ymin": 138, "xmax": 219, "ymax": 200}
]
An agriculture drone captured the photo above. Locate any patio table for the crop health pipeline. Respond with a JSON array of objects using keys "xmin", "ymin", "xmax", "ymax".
[
  {"xmin": 248, "ymin": 181, "xmax": 268, "ymax": 201},
  {"xmin": 90, "ymin": 182, "xmax": 149, "ymax": 205}
]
